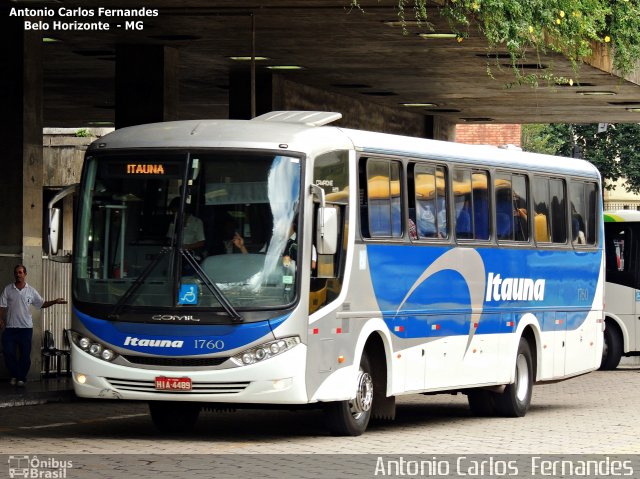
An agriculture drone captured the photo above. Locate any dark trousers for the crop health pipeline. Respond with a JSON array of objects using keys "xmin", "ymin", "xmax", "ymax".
[{"xmin": 2, "ymin": 328, "xmax": 33, "ymax": 382}]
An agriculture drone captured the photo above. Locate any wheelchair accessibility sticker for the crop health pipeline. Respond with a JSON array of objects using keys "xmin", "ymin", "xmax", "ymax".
[{"xmin": 178, "ymin": 284, "xmax": 199, "ymax": 305}]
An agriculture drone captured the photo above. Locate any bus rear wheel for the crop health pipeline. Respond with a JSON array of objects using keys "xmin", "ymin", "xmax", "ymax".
[
  {"xmin": 600, "ymin": 322, "xmax": 622, "ymax": 370},
  {"xmin": 324, "ymin": 353, "xmax": 373, "ymax": 436},
  {"xmin": 493, "ymin": 338, "xmax": 533, "ymax": 417},
  {"xmin": 149, "ymin": 401, "xmax": 200, "ymax": 434}
]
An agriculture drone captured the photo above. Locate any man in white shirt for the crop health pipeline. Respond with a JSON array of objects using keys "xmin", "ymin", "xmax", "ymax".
[
  {"xmin": 167, "ymin": 198, "xmax": 206, "ymax": 253},
  {"xmin": 0, "ymin": 264, "xmax": 66, "ymax": 386}
]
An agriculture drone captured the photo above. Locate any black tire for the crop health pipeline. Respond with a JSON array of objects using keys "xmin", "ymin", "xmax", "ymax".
[
  {"xmin": 467, "ymin": 389, "xmax": 496, "ymax": 416},
  {"xmin": 324, "ymin": 353, "xmax": 374, "ymax": 436},
  {"xmin": 600, "ymin": 322, "xmax": 623, "ymax": 370},
  {"xmin": 149, "ymin": 401, "xmax": 200, "ymax": 434},
  {"xmin": 493, "ymin": 338, "xmax": 533, "ymax": 417}
]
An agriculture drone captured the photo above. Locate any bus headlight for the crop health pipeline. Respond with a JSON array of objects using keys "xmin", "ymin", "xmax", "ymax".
[
  {"xmin": 231, "ymin": 336, "xmax": 300, "ymax": 366},
  {"xmin": 101, "ymin": 349, "xmax": 115, "ymax": 361},
  {"xmin": 71, "ymin": 332, "xmax": 119, "ymax": 363},
  {"xmin": 89, "ymin": 343, "xmax": 102, "ymax": 356}
]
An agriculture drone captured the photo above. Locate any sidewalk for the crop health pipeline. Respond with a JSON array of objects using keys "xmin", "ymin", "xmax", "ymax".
[{"xmin": 0, "ymin": 376, "xmax": 76, "ymax": 408}]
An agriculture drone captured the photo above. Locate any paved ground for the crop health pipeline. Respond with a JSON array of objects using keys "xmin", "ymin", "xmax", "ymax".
[{"xmin": 0, "ymin": 366, "xmax": 639, "ymax": 455}]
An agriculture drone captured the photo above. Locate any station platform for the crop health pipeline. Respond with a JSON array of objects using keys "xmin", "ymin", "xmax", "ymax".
[{"xmin": 0, "ymin": 376, "xmax": 75, "ymax": 408}]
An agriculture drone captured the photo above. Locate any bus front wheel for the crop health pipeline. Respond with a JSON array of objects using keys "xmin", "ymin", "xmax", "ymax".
[
  {"xmin": 600, "ymin": 322, "xmax": 622, "ymax": 370},
  {"xmin": 149, "ymin": 401, "xmax": 200, "ymax": 434},
  {"xmin": 493, "ymin": 338, "xmax": 533, "ymax": 417},
  {"xmin": 324, "ymin": 353, "xmax": 373, "ymax": 436}
]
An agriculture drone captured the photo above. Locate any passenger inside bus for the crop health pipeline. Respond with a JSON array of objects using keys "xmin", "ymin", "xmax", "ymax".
[
  {"xmin": 571, "ymin": 204, "xmax": 586, "ymax": 244},
  {"xmin": 166, "ymin": 197, "xmax": 206, "ymax": 260},
  {"xmin": 456, "ymin": 198, "xmax": 472, "ymax": 238},
  {"xmin": 220, "ymin": 216, "xmax": 249, "ymax": 254}
]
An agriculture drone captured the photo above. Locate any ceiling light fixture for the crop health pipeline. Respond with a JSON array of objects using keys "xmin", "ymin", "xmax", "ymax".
[
  {"xmin": 419, "ymin": 33, "xmax": 457, "ymax": 39},
  {"xmin": 400, "ymin": 103, "xmax": 438, "ymax": 107},
  {"xmin": 266, "ymin": 65, "xmax": 304, "ymax": 70},
  {"xmin": 462, "ymin": 117, "xmax": 494, "ymax": 122},
  {"xmin": 229, "ymin": 56, "xmax": 270, "ymax": 61},
  {"xmin": 578, "ymin": 91, "xmax": 616, "ymax": 96},
  {"xmin": 384, "ymin": 21, "xmax": 422, "ymax": 27},
  {"xmin": 360, "ymin": 91, "xmax": 397, "ymax": 96}
]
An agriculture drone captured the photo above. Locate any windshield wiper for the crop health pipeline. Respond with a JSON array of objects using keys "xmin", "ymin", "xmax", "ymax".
[
  {"xmin": 108, "ymin": 247, "xmax": 171, "ymax": 320},
  {"xmin": 181, "ymin": 249, "xmax": 243, "ymax": 322}
]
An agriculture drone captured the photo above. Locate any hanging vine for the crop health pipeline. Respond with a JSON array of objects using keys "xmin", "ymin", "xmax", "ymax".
[{"xmin": 351, "ymin": 0, "xmax": 640, "ymax": 85}]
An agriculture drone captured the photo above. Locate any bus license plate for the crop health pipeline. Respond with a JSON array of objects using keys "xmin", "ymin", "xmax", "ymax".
[{"xmin": 155, "ymin": 376, "xmax": 192, "ymax": 391}]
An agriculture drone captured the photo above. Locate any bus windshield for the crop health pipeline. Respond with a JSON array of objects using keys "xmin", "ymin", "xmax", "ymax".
[{"xmin": 73, "ymin": 151, "xmax": 302, "ymax": 314}]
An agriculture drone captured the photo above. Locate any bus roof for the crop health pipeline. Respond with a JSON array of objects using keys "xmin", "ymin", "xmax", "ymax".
[
  {"xmin": 90, "ymin": 112, "xmax": 600, "ymax": 180},
  {"xmin": 604, "ymin": 210, "xmax": 640, "ymax": 222},
  {"xmin": 340, "ymin": 127, "xmax": 600, "ymax": 179}
]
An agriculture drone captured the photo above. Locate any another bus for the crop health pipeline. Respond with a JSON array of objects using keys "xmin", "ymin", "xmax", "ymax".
[
  {"xmin": 52, "ymin": 111, "xmax": 604, "ymax": 436},
  {"xmin": 602, "ymin": 210, "xmax": 640, "ymax": 369}
]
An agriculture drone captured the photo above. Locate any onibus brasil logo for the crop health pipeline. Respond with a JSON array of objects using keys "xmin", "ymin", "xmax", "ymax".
[{"xmin": 8, "ymin": 455, "xmax": 73, "ymax": 478}]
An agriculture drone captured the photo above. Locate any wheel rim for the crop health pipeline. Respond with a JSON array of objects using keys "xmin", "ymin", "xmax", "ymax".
[
  {"xmin": 349, "ymin": 370, "xmax": 373, "ymax": 418},
  {"xmin": 515, "ymin": 353, "xmax": 529, "ymax": 402},
  {"xmin": 602, "ymin": 333, "xmax": 609, "ymax": 361}
]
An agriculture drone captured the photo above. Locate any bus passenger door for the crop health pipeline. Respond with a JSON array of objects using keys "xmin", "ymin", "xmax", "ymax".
[
  {"xmin": 424, "ymin": 315, "xmax": 464, "ymax": 390},
  {"xmin": 605, "ymin": 223, "xmax": 638, "ymax": 353},
  {"xmin": 402, "ymin": 339, "xmax": 426, "ymax": 393},
  {"xmin": 565, "ymin": 311, "xmax": 599, "ymax": 374},
  {"xmin": 544, "ymin": 311, "xmax": 567, "ymax": 377},
  {"xmin": 459, "ymin": 313, "xmax": 501, "ymax": 385},
  {"xmin": 636, "ymin": 290, "xmax": 640, "ymax": 352}
]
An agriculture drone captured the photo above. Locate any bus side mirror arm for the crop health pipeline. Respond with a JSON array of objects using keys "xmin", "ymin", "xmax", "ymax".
[{"xmin": 310, "ymin": 184, "xmax": 338, "ymax": 255}]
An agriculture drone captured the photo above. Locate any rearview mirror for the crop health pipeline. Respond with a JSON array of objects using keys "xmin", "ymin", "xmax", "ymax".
[{"xmin": 49, "ymin": 207, "xmax": 61, "ymax": 256}]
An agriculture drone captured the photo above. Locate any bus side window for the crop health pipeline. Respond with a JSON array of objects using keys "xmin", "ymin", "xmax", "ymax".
[
  {"xmin": 413, "ymin": 164, "xmax": 448, "ymax": 239},
  {"xmin": 550, "ymin": 178, "xmax": 567, "ymax": 243},
  {"xmin": 454, "ymin": 169, "xmax": 473, "ymax": 239},
  {"xmin": 364, "ymin": 159, "xmax": 403, "ymax": 239},
  {"xmin": 495, "ymin": 174, "xmax": 514, "ymax": 240},
  {"xmin": 570, "ymin": 180, "xmax": 599, "ymax": 246},
  {"xmin": 533, "ymin": 177, "xmax": 549, "ymax": 241},
  {"xmin": 472, "ymin": 171, "xmax": 490, "ymax": 240},
  {"xmin": 454, "ymin": 168, "xmax": 489, "ymax": 240},
  {"xmin": 512, "ymin": 174, "xmax": 529, "ymax": 241}
]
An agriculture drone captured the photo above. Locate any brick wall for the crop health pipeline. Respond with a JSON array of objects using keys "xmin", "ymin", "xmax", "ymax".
[{"xmin": 456, "ymin": 124, "xmax": 522, "ymax": 146}]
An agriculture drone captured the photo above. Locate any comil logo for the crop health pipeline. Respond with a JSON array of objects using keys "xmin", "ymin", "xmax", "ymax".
[
  {"xmin": 8, "ymin": 456, "xmax": 72, "ymax": 478},
  {"xmin": 124, "ymin": 336, "xmax": 184, "ymax": 348},
  {"xmin": 485, "ymin": 272, "xmax": 546, "ymax": 302}
]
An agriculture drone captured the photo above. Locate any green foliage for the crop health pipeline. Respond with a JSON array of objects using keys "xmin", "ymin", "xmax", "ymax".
[
  {"xmin": 371, "ymin": 0, "xmax": 640, "ymax": 83},
  {"xmin": 521, "ymin": 124, "xmax": 566, "ymax": 155},
  {"xmin": 75, "ymin": 128, "xmax": 91, "ymax": 138},
  {"xmin": 523, "ymin": 123, "xmax": 640, "ymax": 194}
]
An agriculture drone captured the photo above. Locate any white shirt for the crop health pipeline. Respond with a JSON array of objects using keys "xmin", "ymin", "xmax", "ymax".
[
  {"xmin": 0, "ymin": 282, "xmax": 44, "ymax": 328},
  {"xmin": 167, "ymin": 214, "xmax": 205, "ymax": 247}
]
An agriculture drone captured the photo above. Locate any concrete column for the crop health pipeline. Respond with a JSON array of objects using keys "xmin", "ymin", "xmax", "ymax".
[
  {"xmin": 115, "ymin": 45, "xmax": 179, "ymax": 128},
  {"xmin": 229, "ymin": 67, "xmax": 273, "ymax": 119},
  {"xmin": 0, "ymin": 11, "xmax": 45, "ymax": 380},
  {"xmin": 432, "ymin": 116, "xmax": 457, "ymax": 142}
]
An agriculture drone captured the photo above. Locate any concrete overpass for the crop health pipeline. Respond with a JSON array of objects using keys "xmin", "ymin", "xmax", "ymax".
[{"xmin": 1, "ymin": 0, "xmax": 639, "ymax": 380}]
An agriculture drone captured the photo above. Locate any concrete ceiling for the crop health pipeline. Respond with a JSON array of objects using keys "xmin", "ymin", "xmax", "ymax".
[{"xmin": 28, "ymin": 0, "xmax": 640, "ymax": 127}]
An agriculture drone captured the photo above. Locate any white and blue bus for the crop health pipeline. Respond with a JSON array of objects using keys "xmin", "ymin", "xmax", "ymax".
[
  {"xmin": 601, "ymin": 210, "xmax": 640, "ymax": 369},
  {"xmin": 54, "ymin": 111, "xmax": 604, "ymax": 435}
]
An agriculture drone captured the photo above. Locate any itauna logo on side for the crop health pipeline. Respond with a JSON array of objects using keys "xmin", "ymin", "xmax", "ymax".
[
  {"xmin": 485, "ymin": 272, "xmax": 546, "ymax": 302},
  {"xmin": 126, "ymin": 164, "xmax": 165, "ymax": 174}
]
